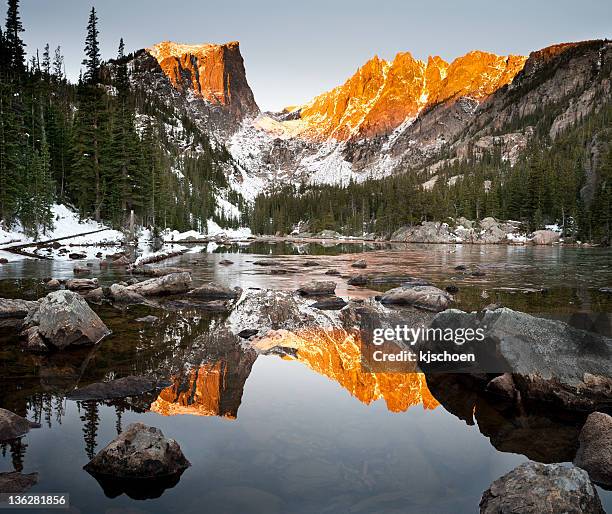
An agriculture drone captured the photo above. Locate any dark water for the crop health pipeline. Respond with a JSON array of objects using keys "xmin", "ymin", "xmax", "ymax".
[{"xmin": 0, "ymin": 242, "xmax": 611, "ymax": 513}]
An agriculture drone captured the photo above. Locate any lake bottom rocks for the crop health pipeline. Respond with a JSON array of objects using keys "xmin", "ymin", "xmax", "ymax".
[{"xmin": 0, "ymin": 472, "xmax": 38, "ymax": 493}]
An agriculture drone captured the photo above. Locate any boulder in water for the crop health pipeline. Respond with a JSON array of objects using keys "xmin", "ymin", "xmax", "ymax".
[
  {"xmin": 0, "ymin": 472, "xmax": 38, "ymax": 493},
  {"xmin": 24, "ymin": 290, "xmax": 110, "ymax": 350},
  {"xmin": 126, "ymin": 272, "xmax": 192, "ymax": 296},
  {"xmin": 380, "ymin": 285, "xmax": 453, "ymax": 312},
  {"xmin": 480, "ymin": 462, "xmax": 604, "ymax": 514},
  {"xmin": 84, "ymin": 422, "xmax": 190, "ymax": 479},
  {"xmin": 574, "ymin": 411, "xmax": 612, "ymax": 488},
  {"xmin": 0, "ymin": 408, "xmax": 40, "ymax": 441},
  {"xmin": 187, "ymin": 283, "xmax": 242, "ymax": 300},
  {"xmin": 297, "ymin": 281, "xmax": 336, "ymax": 296}
]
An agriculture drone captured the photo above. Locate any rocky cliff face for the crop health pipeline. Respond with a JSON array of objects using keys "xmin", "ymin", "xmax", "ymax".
[
  {"xmin": 128, "ymin": 40, "xmax": 259, "ymax": 138},
  {"xmin": 294, "ymin": 50, "xmax": 526, "ymax": 140},
  {"xmin": 147, "ymin": 41, "xmax": 259, "ymax": 122}
]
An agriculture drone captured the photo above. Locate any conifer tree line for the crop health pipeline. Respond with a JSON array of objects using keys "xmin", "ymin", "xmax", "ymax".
[
  {"xmin": 250, "ymin": 96, "xmax": 612, "ymax": 245},
  {"xmin": 0, "ymin": 0, "xmax": 231, "ymax": 238}
]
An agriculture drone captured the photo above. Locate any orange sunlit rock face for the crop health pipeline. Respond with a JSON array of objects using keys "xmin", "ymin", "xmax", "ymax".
[
  {"xmin": 296, "ymin": 50, "xmax": 527, "ymax": 140},
  {"xmin": 147, "ymin": 40, "xmax": 259, "ymax": 119},
  {"xmin": 151, "ymin": 349, "xmax": 256, "ymax": 418},
  {"xmin": 254, "ymin": 329, "xmax": 439, "ymax": 413}
]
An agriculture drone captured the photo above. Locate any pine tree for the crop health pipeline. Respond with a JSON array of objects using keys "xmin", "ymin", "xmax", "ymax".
[
  {"xmin": 5, "ymin": 0, "xmax": 25, "ymax": 73},
  {"xmin": 52, "ymin": 45, "xmax": 63, "ymax": 81},
  {"xmin": 82, "ymin": 7, "xmax": 100, "ymax": 85},
  {"xmin": 41, "ymin": 43, "xmax": 50, "ymax": 77}
]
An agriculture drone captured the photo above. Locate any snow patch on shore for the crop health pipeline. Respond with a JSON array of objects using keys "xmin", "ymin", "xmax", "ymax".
[{"xmin": 0, "ymin": 204, "xmax": 123, "ymax": 249}]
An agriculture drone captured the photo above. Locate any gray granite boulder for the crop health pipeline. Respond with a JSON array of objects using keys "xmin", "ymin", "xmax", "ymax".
[
  {"xmin": 84, "ymin": 422, "xmax": 190, "ymax": 478},
  {"xmin": 126, "ymin": 272, "xmax": 192, "ymax": 296},
  {"xmin": 0, "ymin": 408, "xmax": 40, "ymax": 441},
  {"xmin": 480, "ymin": 462, "xmax": 604, "ymax": 513},
  {"xmin": 532, "ymin": 230, "xmax": 560, "ymax": 245},
  {"xmin": 380, "ymin": 285, "xmax": 453, "ymax": 312},
  {"xmin": 574, "ymin": 412, "xmax": 612, "ymax": 487},
  {"xmin": 24, "ymin": 290, "xmax": 110, "ymax": 349}
]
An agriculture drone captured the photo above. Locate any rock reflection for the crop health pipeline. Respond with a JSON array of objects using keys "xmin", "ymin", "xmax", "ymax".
[
  {"xmin": 88, "ymin": 472, "xmax": 186, "ymax": 500},
  {"xmin": 426, "ymin": 374, "xmax": 584, "ymax": 463},
  {"xmin": 151, "ymin": 347, "xmax": 257, "ymax": 418},
  {"xmin": 253, "ymin": 328, "xmax": 439, "ymax": 413}
]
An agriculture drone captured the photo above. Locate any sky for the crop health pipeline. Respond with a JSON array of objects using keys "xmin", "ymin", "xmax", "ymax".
[{"xmin": 18, "ymin": 0, "xmax": 612, "ymax": 111}]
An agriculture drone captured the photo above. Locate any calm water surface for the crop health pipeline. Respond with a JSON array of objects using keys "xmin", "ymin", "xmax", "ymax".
[{"xmin": 0, "ymin": 242, "xmax": 610, "ymax": 513}]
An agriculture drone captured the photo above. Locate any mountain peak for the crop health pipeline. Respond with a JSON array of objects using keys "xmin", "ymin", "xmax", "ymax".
[
  {"xmin": 147, "ymin": 39, "xmax": 259, "ymax": 121},
  {"xmin": 287, "ymin": 49, "xmax": 527, "ymax": 140}
]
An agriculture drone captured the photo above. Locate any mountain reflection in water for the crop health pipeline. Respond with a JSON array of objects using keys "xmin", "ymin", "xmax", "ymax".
[
  {"xmin": 150, "ymin": 328, "xmax": 438, "ymax": 419},
  {"xmin": 252, "ymin": 329, "xmax": 439, "ymax": 413},
  {"xmin": 151, "ymin": 352, "xmax": 257, "ymax": 418}
]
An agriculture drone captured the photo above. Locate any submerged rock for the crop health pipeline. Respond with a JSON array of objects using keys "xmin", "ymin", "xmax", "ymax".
[
  {"xmin": 480, "ymin": 462, "xmax": 604, "ymax": 514},
  {"xmin": 73, "ymin": 266, "xmax": 91, "ymax": 275},
  {"xmin": 80, "ymin": 286, "xmax": 103, "ymax": 302},
  {"xmin": 109, "ymin": 284, "xmax": 146, "ymax": 304},
  {"xmin": 0, "ymin": 408, "xmax": 40, "ymax": 441},
  {"xmin": 351, "ymin": 259, "xmax": 367, "ymax": 269},
  {"xmin": 65, "ymin": 278, "xmax": 99, "ymax": 291},
  {"xmin": 67, "ymin": 376, "xmax": 168, "ymax": 401},
  {"xmin": 347, "ymin": 274, "xmax": 367, "ymax": 286},
  {"xmin": 24, "ymin": 290, "xmax": 110, "ymax": 350},
  {"xmin": 135, "ymin": 315, "xmax": 158, "ymax": 323},
  {"xmin": 187, "ymin": 283, "xmax": 242, "ymax": 300},
  {"xmin": 0, "ymin": 472, "xmax": 38, "ymax": 493},
  {"xmin": 20, "ymin": 326, "xmax": 48, "ymax": 353},
  {"xmin": 84, "ymin": 422, "xmax": 190, "ymax": 479},
  {"xmin": 126, "ymin": 272, "xmax": 192, "ymax": 296},
  {"xmin": 297, "ymin": 281, "xmax": 336, "ymax": 296},
  {"xmin": 325, "ymin": 269, "xmax": 340, "ymax": 276},
  {"xmin": 219, "ymin": 259, "xmax": 234, "ymax": 265},
  {"xmin": 370, "ymin": 276, "xmax": 431, "ymax": 286},
  {"xmin": 380, "ymin": 285, "xmax": 453, "ymax": 312},
  {"xmin": 164, "ymin": 299, "xmax": 233, "ymax": 313},
  {"xmin": 485, "ymin": 373, "xmax": 517, "ymax": 402},
  {"xmin": 45, "ymin": 278, "xmax": 61, "ymax": 289},
  {"xmin": 0, "ymin": 298, "xmax": 39, "ymax": 319},
  {"xmin": 574, "ymin": 412, "xmax": 612, "ymax": 488},
  {"xmin": 130, "ymin": 266, "xmax": 190, "ymax": 277},
  {"xmin": 253, "ymin": 260, "xmax": 277, "ymax": 267},
  {"xmin": 310, "ymin": 297, "xmax": 348, "ymax": 311},
  {"xmin": 425, "ymin": 373, "xmax": 583, "ymax": 463}
]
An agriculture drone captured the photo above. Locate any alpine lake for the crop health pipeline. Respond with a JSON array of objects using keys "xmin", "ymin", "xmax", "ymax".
[{"xmin": 0, "ymin": 241, "xmax": 611, "ymax": 514}]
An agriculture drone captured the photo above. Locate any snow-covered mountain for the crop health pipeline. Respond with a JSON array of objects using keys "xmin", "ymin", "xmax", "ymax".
[{"xmin": 127, "ymin": 39, "xmax": 612, "ymax": 199}]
